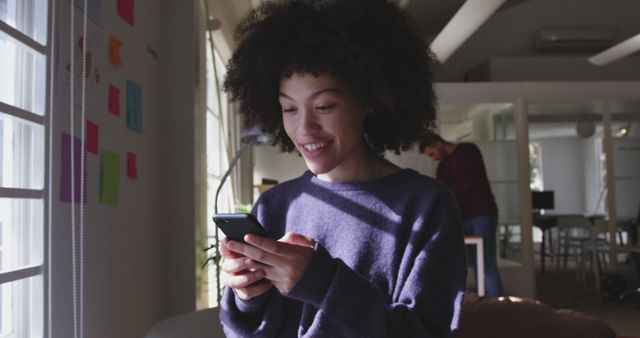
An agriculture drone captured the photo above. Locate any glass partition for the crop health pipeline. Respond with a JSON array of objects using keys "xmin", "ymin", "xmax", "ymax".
[
  {"xmin": 610, "ymin": 99, "xmax": 640, "ymax": 223},
  {"xmin": 438, "ymin": 102, "xmax": 521, "ymax": 262},
  {"xmin": 527, "ymin": 101, "xmax": 606, "ymax": 279}
]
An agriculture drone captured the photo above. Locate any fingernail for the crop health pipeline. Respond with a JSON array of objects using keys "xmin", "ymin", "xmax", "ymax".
[
  {"xmin": 244, "ymin": 234, "xmax": 252, "ymax": 243},
  {"xmin": 245, "ymin": 258, "xmax": 252, "ymax": 266}
]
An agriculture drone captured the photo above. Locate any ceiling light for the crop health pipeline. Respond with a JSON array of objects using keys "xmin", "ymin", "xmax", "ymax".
[
  {"xmin": 618, "ymin": 127, "xmax": 629, "ymax": 137},
  {"xmin": 588, "ymin": 32, "xmax": 640, "ymax": 66},
  {"xmin": 429, "ymin": 0, "xmax": 506, "ymax": 63}
]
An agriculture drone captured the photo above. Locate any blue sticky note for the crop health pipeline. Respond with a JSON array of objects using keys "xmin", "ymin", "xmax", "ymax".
[{"xmin": 126, "ymin": 80, "xmax": 142, "ymax": 132}]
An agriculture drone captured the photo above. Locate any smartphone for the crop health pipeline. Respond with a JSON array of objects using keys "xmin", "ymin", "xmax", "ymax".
[{"xmin": 212, "ymin": 213, "xmax": 269, "ymax": 242}]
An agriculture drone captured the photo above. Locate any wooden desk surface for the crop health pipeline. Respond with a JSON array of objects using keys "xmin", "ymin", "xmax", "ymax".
[{"xmin": 532, "ymin": 214, "xmax": 606, "ymax": 230}]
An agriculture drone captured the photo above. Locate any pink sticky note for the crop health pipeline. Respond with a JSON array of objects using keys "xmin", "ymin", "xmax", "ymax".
[
  {"xmin": 109, "ymin": 85, "xmax": 120, "ymax": 116},
  {"xmin": 86, "ymin": 120, "xmax": 99, "ymax": 154},
  {"xmin": 60, "ymin": 133, "xmax": 87, "ymax": 204},
  {"xmin": 127, "ymin": 151, "xmax": 138, "ymax": 179},
  {"xmin": 118, "ymin": 0, "xmax": 135, "ymax": 26}
]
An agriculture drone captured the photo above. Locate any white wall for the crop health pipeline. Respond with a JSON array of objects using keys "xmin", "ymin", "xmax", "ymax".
[
  {"xmin": 158, "ymin": 0, "xmax": 198, "ymax": 319},
  {"xmin": 50, "ymin": 1, "xmax": 200, "ymax": 337},
  {"xmin": 537, "ymin": 137, "xmax": 604, "ymax": 215},
  {"xmin": 253, "ymin": 145, "xmax": 307, "ymax": 188}
]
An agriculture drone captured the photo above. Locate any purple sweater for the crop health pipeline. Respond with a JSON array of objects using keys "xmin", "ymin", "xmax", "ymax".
[{"xmin": 220, "ymin": 169, "xmax": 466, "ymax": 337}]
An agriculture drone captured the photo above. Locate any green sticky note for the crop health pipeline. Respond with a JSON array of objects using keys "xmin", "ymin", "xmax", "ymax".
[{"xmin": 100, "ymin": 149, "xmax": 120, "ymax": 205}]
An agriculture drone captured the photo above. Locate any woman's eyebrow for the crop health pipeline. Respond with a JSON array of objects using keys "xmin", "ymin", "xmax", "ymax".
[{"xmin": 279, "ymin": 88, "xmax": 343, "ymax": 100}]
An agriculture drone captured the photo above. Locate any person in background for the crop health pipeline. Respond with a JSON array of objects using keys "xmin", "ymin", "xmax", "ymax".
[
  {"xmin": 420, "ymin": 133, "xmax": 503, "ymax": 298},
  {"xmin": 218, "ymin": 0, "xmax": 467, "ymax": 337}
]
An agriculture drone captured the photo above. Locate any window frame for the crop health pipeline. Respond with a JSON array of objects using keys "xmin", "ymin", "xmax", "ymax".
[
  {"xmin": 0, "ymin": 0, "xmax": 52, "ymax": 336},
  {"xmin": 204, "ymin": 30, "xmax": 235, "ymax": 308}
]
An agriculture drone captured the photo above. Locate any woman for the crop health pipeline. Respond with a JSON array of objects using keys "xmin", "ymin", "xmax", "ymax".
[{"xmin": 219, "ymin": 1, "xmax": 466, "ymax": 337}]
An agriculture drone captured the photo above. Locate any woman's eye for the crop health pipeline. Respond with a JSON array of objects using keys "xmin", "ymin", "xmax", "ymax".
[
  {"xmin": 282, "ymin": 107, "xmax": 297, "ymax": 113},
  {"xmin": 315, "ymin": 104, "xmax": 334, "ymax": 111}
]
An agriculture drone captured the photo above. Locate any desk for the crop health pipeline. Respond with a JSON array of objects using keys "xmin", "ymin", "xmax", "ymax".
[
  {"xmin": 465, "ymin": 236, "xmax": 485, "ymax": 297},
  {"xmin": 533, "ymin": 214, "xmax": 605, "ymax": 275}
]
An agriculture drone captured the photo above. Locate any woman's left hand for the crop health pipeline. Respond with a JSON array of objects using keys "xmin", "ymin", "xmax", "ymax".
[{"xmin": 226, "ymin": 232, "xmax": 315, "ymax": 293}]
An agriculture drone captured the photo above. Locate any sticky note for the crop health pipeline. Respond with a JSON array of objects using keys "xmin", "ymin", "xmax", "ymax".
[
  {"xmin": 109, "ymin": 36, "xmax": 123, "ymax": 66},
  {"xmin": 127, "ymin": 151, "xmax": 138, "ymax": 179},
  {"xmin": 100, "ymin": 149, "xmax": 120, "ymax": 205},
  {"xmin": 108, "ymin": 84, "xmax": 121, "ymax": 116},
  {"xmin": 60, "ymin": 133, "xmax": 87, "ymax": 204},
  {"xmin": 86, "ymin": 120, "xmax": 99, "ymax": 154},
  {"xmin": 118, "ymin": 0, "xmax": 135, "ymax": 26},
  {"xmin": 126, "ymin": 80, "xmax": 142, "ymax": 132}
]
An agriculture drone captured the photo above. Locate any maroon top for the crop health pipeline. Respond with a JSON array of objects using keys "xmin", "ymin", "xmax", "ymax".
[{"xmin": 436, "ymin": 143, "xmax": 498, "ymax": 220}]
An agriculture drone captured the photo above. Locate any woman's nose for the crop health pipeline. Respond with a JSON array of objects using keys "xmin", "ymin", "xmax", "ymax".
[{"xmin": 299, "ymin": 109, "xmax": 321, "ymax": 133}]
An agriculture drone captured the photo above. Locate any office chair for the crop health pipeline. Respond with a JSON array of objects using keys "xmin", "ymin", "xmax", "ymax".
[
  {"xmin": 555, "ymin": 215, "xmax": 593, "ymax": 283},
  {"xmin": 619, "ymin": 204, "xmax": 640, "ymax": 302}
]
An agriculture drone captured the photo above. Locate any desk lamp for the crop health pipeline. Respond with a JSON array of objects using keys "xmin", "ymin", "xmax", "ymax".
[{"xmin": 213, "ymin": 126, "xmax": 272, "ymax": 302}]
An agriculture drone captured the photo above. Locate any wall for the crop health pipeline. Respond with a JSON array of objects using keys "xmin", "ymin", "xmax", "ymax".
[
  {"xmin": 253, "ymin": 146, "xmax": 306, "ymax": 190},
  {"xmin": 158, "ymin": 0, "xmax": 200, "ymax": 321},
  {"xmin": 538, "ymin": 137, "xmax": 597, "ymax": 214},
  {"xmin": 466, "ymin": 57, "xmax": 640, "ymax": 82},
  {"xmin": 50, "ymin": 0, "xmax": 200, "ymax": 337}
]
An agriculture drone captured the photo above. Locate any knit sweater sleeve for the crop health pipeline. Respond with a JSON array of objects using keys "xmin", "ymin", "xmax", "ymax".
[
  {"xmin": 219, "ymin": 286, "xmax": 285, "ymax": 337},
  {"xmin": 219, "ymin": 199, "xmax": 289, "ymax": 337},
  {"xmin": 284, "ymin": 187, "xmax": 467, "ymax": 337}
]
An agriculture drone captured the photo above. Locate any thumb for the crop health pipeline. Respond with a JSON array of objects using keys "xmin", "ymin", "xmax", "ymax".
[{"xmin": 279, "ymin": 232, "xmax": 315, "ymax": 248}]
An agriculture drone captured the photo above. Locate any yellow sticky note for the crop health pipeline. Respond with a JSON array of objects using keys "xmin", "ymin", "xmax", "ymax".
[{"xmin": 109, "ymin": 36, "xmax": 123, "ymax": 66}]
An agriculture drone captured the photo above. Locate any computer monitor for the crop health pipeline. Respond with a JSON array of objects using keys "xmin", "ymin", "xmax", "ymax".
[{"xmin": 532, "ymin": 190, "xmax": 554, "ymax": 211}]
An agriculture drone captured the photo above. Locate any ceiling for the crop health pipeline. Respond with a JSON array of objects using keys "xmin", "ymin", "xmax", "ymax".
[
  {"xmin": 405, "ymin": 0, "xmax": 528, "ymax": 42},
  {"xmin": 207, "ymin": 0, "xmax": 640, "ymax": 138},
  {"xmin": 412, "ymin": 0, "xmax": 640, "ymax": 81},
  {"xmin": 211, "ymin": 0, "xmax": 640, "ymax": 81}
]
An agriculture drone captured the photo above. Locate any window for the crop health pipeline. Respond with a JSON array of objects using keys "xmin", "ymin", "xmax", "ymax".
[
  {"xmin": 529, "ymin": 142, "xmax": 543, "ymax": 191},
  {"xmin": 0, "ymin": 0, "xmax": 49, "ymax": 336},
  {"xmin": 204, "ymin": 31, "xmax": 233, "ymax": 308}
]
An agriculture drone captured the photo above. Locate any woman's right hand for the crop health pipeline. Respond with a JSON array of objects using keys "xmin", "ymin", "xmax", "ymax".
[{"xmin": 221, "ymin": 237, "xmax": 274, "ymax": 301}]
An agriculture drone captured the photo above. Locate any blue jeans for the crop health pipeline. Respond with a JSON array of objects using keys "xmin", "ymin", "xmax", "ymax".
[{"xmin": 464, "ymin": 214, "xmax": 503, "ymax": 297}]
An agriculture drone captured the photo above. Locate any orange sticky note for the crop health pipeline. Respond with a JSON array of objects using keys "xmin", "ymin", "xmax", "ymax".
[
  {"xmin": 109, "ymin": 36, "xmax": 123, "ymax": 66},
  {"xmin": 86, "ymin": 120, "xmax": 99, "ymax": 154},
  {"xmin": 108, "ymin": 85, "xmax": 120, "ymax": 116},
  {"xmin": 127, "ymin": 151, "xmax": 138, "ymax": 179}
]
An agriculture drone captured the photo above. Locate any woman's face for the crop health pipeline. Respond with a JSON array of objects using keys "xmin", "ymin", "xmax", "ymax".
[{"xmin": 279, "ymin": 72, "xmax": 370, "ymax": 179}]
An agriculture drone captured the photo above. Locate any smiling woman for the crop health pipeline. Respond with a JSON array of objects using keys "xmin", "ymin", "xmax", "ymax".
[
  {"xmin": 224, "ymin": 0, "xmax": 437, "ymax": 156},
  {"xmin": 279, "ymin": 73, "xmax": 375, "ymax": 181},
  {"xmin": 218, "ymin": 1, "xmax": 466, "ymax": 337}
]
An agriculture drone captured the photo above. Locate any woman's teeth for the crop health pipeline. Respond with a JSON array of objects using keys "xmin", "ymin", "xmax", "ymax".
[{"xmin": 303, "ymin": 142, "xmax": 327, "ymax": 151}]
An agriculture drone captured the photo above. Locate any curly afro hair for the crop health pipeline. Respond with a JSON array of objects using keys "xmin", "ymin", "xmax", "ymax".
[{"xmin": 223, "ymin": 0, "xmax": 437, "ymax": 155}]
